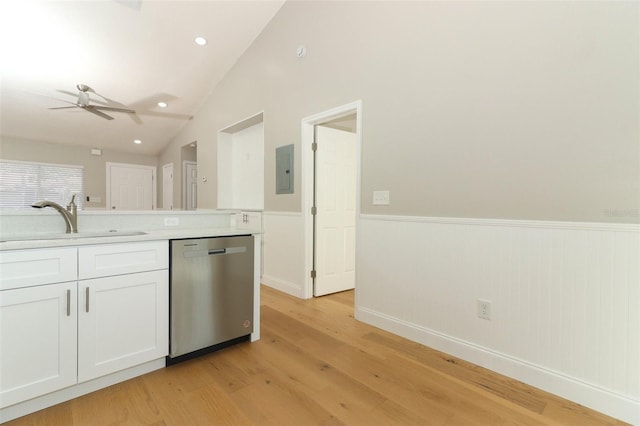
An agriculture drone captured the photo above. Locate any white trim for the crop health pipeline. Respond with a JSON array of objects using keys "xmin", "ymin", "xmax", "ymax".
[
  {"xmin": 162, "ymin": 163, "xmax": 173, "ymax": 210},
  {"xmin": 261, "ymin": 274, "xmax": 304, "ymax": 298},
  {"xmin": 356, "ymin": 306, "xmax": 640, "ymax": 425},
  {"xmin": 302, "ymin": 100, "xmax": 363, "ymax": 299},
  {"xmin": 251, "ymin": 234, "xmax": 262, "ymax": 342},
  {"xmin": 361, "ymin": 213, "xmax": 640, "ymax": 232},
  {"xmin": 182, "ymin": 160, "xmax": 197, "ymax": 210},
  {"xmin": 262, "ymin": 211, "xmax": 302, "ymax": 217},
  {"xmin": 219, "ymin": 110, "xmax": 264, "ymax": 134},
  {"xmin": 356, "ymin": 215, "xmax": 639, "ymax": 424}
]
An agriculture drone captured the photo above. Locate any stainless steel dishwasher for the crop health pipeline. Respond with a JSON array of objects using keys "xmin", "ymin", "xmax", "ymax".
[{"xmin": 168, "ymin": 235, "xmax": 254, "ymax": 364}]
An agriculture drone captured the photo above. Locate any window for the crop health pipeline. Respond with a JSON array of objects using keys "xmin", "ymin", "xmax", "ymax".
[{"xmin": 0, "ymin": 160, "xmax": 84, "ymax": 209}]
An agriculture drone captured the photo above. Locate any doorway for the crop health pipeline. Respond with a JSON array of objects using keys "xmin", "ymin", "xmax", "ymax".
[
  {"xmin": 302, "ymin": 101, "xmax": 362, "ymax": 298},
  {"xmin": 162, "ymin": 163, "xmax": 173, "ymax": 210},
  {"xmin": 106, "ymin": 162, "xmax": 156, "ymax": 210},
  {"xmin": 181, "ymin": 142, "xmax": 198, "ymax": 210},
  {"xmin": 183, "ymin": 161, "xmax": 197, "ymax": 210}
]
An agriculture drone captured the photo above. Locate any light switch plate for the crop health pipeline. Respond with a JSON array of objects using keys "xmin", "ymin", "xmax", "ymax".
[{"xmin": 373, "ymin": 190, "xmax": 390, "ymax": 205}]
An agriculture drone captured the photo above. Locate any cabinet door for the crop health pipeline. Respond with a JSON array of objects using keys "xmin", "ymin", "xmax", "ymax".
[
  {"xmin": 78, "ymin": 270, "xmax": 168, "ymax": 382},
  {"xmin": 0, "ymin": 282, "xmax": 77, "ymax": 408}
]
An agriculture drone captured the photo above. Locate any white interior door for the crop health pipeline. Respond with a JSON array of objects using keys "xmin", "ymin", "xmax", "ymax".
[
  {"xmin": 106, "ymin": 163, "xmax": 155, "ymax": 210},
  {"xmin": 184, "ymin": 161, "xmax": 197, "ymax": 210},
  {"xmin": 314, "ymin": 126, "xmax": 357, "ymax": 296},
  {"xmin": 162, "ymin": 163, "xmax": 173, "ymax": 210}
]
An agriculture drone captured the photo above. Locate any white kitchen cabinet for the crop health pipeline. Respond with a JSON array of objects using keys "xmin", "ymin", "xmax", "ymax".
[
  {"xmin": 0, "ymin": 281, "xmax": 77, "ymax": 409},
  {"xmin": 78, "ymin": 270, "xmax": 168, "ymax": 382},
  {"xmin": 77, "ymin": 241, "xmax": 168, "ymax": 382},
  {"xmin": 0, "ymin": 241, "xmax": 168, "ymax": 417}
]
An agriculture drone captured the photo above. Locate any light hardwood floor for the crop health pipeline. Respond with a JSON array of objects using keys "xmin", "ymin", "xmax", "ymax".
[{"xmin": 5, "ymin": 285, "xmax": 627, "ymax": 425}]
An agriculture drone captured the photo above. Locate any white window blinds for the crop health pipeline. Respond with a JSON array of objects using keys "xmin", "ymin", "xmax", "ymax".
[{"xmin": 0, "ymin": 160, "xmax": 84, "ymax": 209}]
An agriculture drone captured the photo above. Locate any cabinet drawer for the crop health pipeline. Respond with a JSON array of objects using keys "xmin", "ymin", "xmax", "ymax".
[
  {"xmin": 0, "ymin": 248, "xmax": 77, "ymax": 290},
  {"xmin": 79, "ymin": 241, "xmax": 168, "ymax": 279}
]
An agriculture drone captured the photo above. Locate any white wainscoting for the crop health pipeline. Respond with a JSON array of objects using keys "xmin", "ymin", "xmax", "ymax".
[
  {"xmin": 357, "ymin": 215, "xmax": 639, "ymax": 425},
  {"xmin": 261, "ymin": 211, "xmax": 305, "ymax": 298}
]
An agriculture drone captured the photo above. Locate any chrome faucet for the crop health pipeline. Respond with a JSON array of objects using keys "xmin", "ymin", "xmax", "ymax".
[{"xmin": 32, "ymin": 194, "xmax": 78, "ymax": 233}]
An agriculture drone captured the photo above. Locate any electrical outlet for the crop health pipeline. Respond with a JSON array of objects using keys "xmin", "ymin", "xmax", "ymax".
[
  {"xmin": 477, "ymin": 299, "xmax": 491, "ymax": 320},
  {"xmin": 164, "ymin": 217, "xmax": 179, "ymax": 226},
  {"xmin": 373, "ymin": 190, "xmax": 390, "ymax": 205}
]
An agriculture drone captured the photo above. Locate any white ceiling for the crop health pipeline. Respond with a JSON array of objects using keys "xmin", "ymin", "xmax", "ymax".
[{"xmin": 0, "ymin": 0, "xmax": 285, "ymax": 156}]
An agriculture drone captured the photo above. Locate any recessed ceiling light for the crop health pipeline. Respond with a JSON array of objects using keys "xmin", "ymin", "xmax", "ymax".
[
  {"xmin": 134, "ymin": 139, "xmax": 142, "ymax": 145},
  {"xmin": 157, "ymin": 101, "xmax": 167, "ymax": 108},
  {"xmin": 194, "ymin": 36, "xmax": 207, "ymax": 46}
]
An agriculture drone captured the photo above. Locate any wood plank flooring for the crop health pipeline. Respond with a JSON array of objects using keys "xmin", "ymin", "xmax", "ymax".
[{"xmin": 5, "ymin": 285, "xmax": 627, "ymax": 425}]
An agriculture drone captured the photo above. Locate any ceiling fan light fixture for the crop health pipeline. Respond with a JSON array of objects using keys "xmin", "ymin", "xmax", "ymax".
[
  {"xmin": 157, "ymin": 101, "xmax": 168, "ymax": 108},
  {"xmin": 194, "ymin": 36, "xmax": 207, "ymax": 46}
]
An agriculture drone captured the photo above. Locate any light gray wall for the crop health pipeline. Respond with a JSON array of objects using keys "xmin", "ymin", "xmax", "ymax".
[
  {"xmin": 0, "ymin": 136, "xmax": 158, "ymax": 209},
  {"xmin": 164, "ymin": 1, "xmax": 639, "ymax": 223}
]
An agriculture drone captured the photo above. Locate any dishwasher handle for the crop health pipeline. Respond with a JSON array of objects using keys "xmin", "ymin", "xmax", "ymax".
[
  {"xmin": 183, "ymin": 246, "xmax": 247, "ymax": 258},
  {"xmin": 209, "ymin": 247, "xmax": 246, "ymax": 255}
]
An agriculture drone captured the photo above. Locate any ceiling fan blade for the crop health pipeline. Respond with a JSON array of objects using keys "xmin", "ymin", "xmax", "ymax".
[
  {"xmin": 57, "ymin": 90, "xmax": 79, "ymax": 98},
  {"xmin": 93, "ymin": 105, "xmax": 136, "ymax": 114},
  {"xmin": 38, "ymin": 95, "xmax": 78, "ymax": 106},
  {"xmin": 124, "ymin": 111, "xmax": 144, "ymax": 125},
  {"xmin": 83, "ymin": 106, "xmax": 114, "ymax": 120},
  {"xmin": 48, "ymin": 105, "xmax": 80, "ymax": 110},
  {"xmin": 90, "ymin": 90, "xmax": 115, "ymax": 101},
  {"xmin": 57, "ymin": 89, "xmax": 109, "ymax": 106},
  {"xmin": 90, "ymin": 90, "xmax": 130, "ymax": 107}
]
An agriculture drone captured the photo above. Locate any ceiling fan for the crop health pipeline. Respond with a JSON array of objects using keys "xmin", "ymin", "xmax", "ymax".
[{"xmin": 49, "ymin": 84, "xmax": 136, "ymax": 120}]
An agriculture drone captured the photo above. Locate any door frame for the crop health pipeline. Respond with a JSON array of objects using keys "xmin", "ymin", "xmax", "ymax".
[
  {"xmin": 182, "ymin": 160, "xmax": 197, "ymax": 210},
  {"xmin": 162, "ymin": 163, "xmax": 173, "ymax": 210},
  {"xmin": 301, "ymin": 100, "xmax": 362, "ymax": 299},
  {"xmin": 105, "ymin": 162, "xmax": 157, "ymax": 210}
]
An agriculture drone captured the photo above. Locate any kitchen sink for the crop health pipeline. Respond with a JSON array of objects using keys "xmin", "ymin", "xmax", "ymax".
[{"xmin": 0, "ymin": 230, "xmax": 147, "ymax": 243}]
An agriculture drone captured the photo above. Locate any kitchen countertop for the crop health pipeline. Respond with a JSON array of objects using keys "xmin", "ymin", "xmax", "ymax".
[{"xmin": 0, "ymin": 227, "xmax": 261, "ymax": 251}]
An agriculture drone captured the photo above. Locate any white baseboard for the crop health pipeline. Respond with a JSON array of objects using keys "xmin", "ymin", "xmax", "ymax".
[
  {"xmin": 356, "ymin": 306, "xmax": 640, "ymax": 425},
  {"xmin": 261, "ymin": 274, "xmax": 304, "ymax": 298}
]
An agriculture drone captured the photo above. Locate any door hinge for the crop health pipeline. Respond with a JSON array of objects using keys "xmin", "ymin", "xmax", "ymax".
[
  {"xmin": 311, "ymin": 206, "xmax": 317, "ymax": 215},
  {"xmin": 311, "ymin": 142, "xmax": 317, "ymax": 152},
  {"xmin": 310, "ymin": 270, "xmax": 316, "ymax": 279}
]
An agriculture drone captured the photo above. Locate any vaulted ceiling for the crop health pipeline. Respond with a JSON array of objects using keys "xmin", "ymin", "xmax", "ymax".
[{"xmin": 0, "ymin": 0, "xmax": 285, "ymax": 156}]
